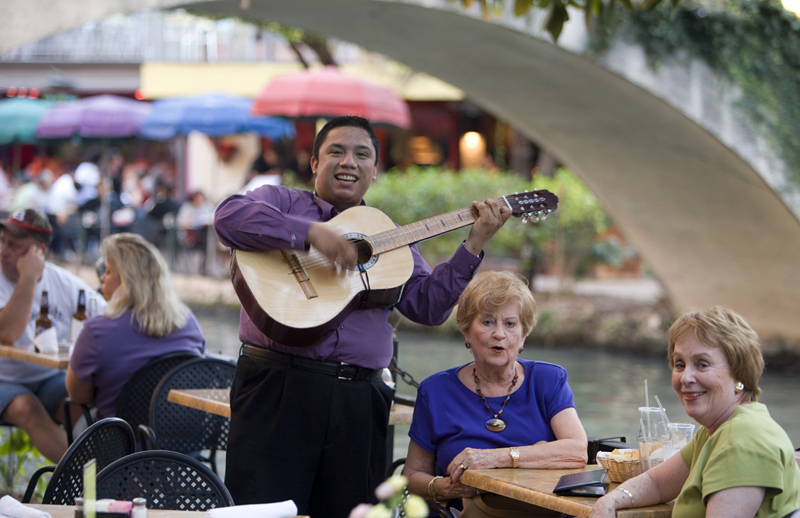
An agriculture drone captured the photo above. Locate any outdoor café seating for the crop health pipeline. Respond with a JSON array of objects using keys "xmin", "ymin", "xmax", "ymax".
[
  {"xmin": 139, "ymin": 357, "xmax": 235, "ymax": 474},
  {"xmin": 64, "ymin": 351, "xmax": 201, "ymax": 445},
  {"xmin": 22, "ymin": 417, "xmax": 135, "ymax": 504},
  {"xmin": 95, "ymin": 450, "xmax": 234, "ymax": 510}
]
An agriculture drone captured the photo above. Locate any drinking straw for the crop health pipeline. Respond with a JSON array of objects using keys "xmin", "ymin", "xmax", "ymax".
[
  {"xmin": 655, "ymin": 394, "xmax": 671, "ymax": 426},
  {"xmin": 640, "ymin": 417, "xmax": 646, "ymax": 444},
  {"xmin": 645, "ymin": 379, "xmax": 651, "ymax": 436}
]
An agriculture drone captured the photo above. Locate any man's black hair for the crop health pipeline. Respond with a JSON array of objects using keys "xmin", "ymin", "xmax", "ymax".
[{"xmin": 311, "ymin": 116, "xmax": 380, "ymax": 165}]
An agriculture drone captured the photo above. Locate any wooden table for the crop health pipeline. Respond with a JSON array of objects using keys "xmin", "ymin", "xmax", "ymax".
[
  {"xmin": 0, "ymin": 344, "xmax": 70, "ymax": 369},
  {"xmin": 168, "ymin": 388, "xmax": 414, "ymax": 425},
  {"xmin": 30, "ymin": 504, "xmax": 310, "ymax": 518},
  {"xmin": 462, "ymin": 466, "xmax": 673, "ymax": 518}
]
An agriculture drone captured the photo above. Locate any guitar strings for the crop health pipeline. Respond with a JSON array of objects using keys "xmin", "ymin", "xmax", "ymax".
[
  {"xmin": 294, "ymin": 250, "xmax": 335, "ymax": 271},
  {"xmin": 288, "ymin": 204, "xmax": 485, "ymax": 272}
]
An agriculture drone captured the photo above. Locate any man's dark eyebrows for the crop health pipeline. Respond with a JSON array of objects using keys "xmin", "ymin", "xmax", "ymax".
[
  {"xmin": 325, "ymin": 142, "xmax": 374, "ymax": 155},
  {"xmin": 354, "ymin": 144, "xmax": 375, "ymax": 155}
]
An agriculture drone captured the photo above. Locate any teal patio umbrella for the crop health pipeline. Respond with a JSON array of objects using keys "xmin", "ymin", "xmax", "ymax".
[
  {"xmin": 0, "ymin": 97, "xmax": 52, "ymax": 175},
  {"xmin": 0, "ymin": 97, "xmax": 51, "ymax": 144}
]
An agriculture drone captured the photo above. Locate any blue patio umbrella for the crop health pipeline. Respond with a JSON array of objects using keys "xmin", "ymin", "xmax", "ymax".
[
  {"xmin": 139, "ymin": 93, "xmax": 295, "ymax": 140},
  {"xmin": 0, "ymin": 97, "xmax": 51, "ymax": 144}
]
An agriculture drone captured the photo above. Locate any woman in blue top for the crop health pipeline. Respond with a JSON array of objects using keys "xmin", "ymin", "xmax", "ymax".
[{"xmin": 404, "ymin": 270, "xmax": 588, "ymax": 516}]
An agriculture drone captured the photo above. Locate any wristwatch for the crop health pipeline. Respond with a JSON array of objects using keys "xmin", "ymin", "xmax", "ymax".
[{"xmin": 509, "ymin": 447, "xmax": 519, "ymax": 468}]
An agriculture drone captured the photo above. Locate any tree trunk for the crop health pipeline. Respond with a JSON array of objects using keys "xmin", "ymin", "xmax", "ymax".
[{"xmin": 302, "ymin": 35, "xmax": 337, "ymax": 66}]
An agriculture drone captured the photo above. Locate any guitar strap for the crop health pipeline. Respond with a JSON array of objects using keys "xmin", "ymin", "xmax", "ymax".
[
  {"xmin": 349, "ymin": 262, "xmax": 405, "ymax": 311},
  {"xmin": 358, "ymin": 263, "xmax": 371, "ymax": 309}
]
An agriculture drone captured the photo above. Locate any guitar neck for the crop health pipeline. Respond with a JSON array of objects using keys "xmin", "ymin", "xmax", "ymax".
[{"xmin": 367, "ymin": 205, "xmax": 481, "ymax": 254}]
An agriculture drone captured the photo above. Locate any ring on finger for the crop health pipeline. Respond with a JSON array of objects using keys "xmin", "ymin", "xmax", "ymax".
[{"xmin": 459, "ymin": 464, "xmax": 468, "ymax": 471}]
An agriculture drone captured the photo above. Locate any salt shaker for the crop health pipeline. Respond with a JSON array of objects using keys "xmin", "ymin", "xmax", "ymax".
[{"xmin": 132, "ymin": 498, "xmax": 147, "ymax": 518}]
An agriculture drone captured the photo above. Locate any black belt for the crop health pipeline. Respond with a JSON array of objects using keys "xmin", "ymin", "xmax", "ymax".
[{"xmin": 241, "ymin": 344, "xmax": 383, "ymax": 381}]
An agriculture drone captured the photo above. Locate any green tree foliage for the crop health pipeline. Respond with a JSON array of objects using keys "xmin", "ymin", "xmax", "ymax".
[
  {"xmin": 589, "ymin": 0, "xmax": 800, "ymax": 180},
  {"xmin": 359, "ymin": 167, "xmax": 617, "ymax": 280},
  {"xmin": 534, "ymin": 168, "xmax": 616, "ymax": 278},
  {"xmin": 447, "ymin": 0, "xmax": 682, "ymax": 41},
  {"xmin": 0, "ymin": 428, "xmax": 46, "ymax": 499}
]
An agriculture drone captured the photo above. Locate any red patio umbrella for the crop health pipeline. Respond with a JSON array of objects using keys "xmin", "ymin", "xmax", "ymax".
[{"xmin": 252, "ymin": 66, "xmax": 411, "ymax": 129}]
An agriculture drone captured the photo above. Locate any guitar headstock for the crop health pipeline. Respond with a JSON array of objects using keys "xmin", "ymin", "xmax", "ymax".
[{"xmin": 503, "ymin": 189, "xmax": 559, "ymax": 223}]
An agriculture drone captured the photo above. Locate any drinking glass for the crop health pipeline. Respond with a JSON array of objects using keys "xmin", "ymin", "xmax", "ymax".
[
  {"xmin": 87, "ymin": 292, "xmax": 99, "ymax": 318},
  {"xmin": 638, "ymin": 406, "xmax": 672, "ymax": 472},
  {"xmin": 667, "ymin": 422, "xmax": 696, "ymax": 458}
]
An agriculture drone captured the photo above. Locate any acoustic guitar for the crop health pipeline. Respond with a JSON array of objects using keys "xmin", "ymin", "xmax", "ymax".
[{"xmin": 231, "ymin": 189, "xmax": 558, "ymax": 346}]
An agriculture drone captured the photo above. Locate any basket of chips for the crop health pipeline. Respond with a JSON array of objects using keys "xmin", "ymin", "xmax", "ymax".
[{"xmin": 597, "ymin": 448, "xmax": 641, "ymax": 483}]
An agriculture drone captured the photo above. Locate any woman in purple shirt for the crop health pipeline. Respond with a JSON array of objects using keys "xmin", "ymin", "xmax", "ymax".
[{"xmin": 66, "ymin": 233, "xmax": 205, "ymax": 420}]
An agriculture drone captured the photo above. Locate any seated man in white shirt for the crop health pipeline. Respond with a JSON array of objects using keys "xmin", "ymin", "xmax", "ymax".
[{"xmin": 0, "ymin": 209, "xmax": 106, "ymax": 462}]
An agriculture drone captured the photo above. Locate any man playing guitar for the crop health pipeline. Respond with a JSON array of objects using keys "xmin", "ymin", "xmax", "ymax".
[{"xmin": 214, "ymin": 115, "xmax": 511, "ymax": 518}]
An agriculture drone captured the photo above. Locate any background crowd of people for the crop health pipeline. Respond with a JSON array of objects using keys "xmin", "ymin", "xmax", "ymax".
[
  {"xmin": 1, "ymin": 151, "xmax": 187, "ymax": 263},
  {"xmin": 0, "ymin": 145, "xmax": 298, "ymax": 275}
]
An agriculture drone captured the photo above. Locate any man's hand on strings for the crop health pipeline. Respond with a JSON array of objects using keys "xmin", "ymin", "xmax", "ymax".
[
  {"xmin": 464, "ymin": 198, "xmax": 512, "ymax": 256},
  {"xmin": 307, "ymin": 223, "xmax": 358, "ymax": 273}
]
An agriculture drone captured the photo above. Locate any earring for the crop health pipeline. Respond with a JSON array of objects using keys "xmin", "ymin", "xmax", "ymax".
[
  {"xmin": 734, "ymin": 381, "xmax": 744, "ymax": 394},
  {"xmin": 518, "ymin": 347, "xmax": 524, "ymax": 354},
  {"xmin": 465, "ymin": 342, "xmax": 471, "ymax": 349}
]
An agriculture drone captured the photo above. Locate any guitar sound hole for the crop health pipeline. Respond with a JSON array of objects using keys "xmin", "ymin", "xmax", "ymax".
[{"xmin": 353, "ymin": 240, "xmax": 373, "ymax": 265}]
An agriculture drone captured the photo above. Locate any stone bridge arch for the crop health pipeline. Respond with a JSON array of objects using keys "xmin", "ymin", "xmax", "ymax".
[{"xmin": 8, "ymin": 0, "xmax": 800, "ymax": 345}]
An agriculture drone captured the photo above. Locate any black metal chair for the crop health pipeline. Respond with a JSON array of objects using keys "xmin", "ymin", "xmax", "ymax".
[
  {"xmin": 96, "ymin": 450, "xmax": 234, "ymax": 510},
  {"xmin": 139, "ymin": 357, "xmax": 235, "ymax": 473},
  {"xmin": 22, "ymin": 417, "xmax": 135, "ymax": 504},
  {"xmin": 65, "ymin": 350, "xmax": 201, "ymax": 445}
]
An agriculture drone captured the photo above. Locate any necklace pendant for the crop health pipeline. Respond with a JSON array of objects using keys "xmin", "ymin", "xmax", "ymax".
[{"xmin": 486, "ymin": 418, "xmax": 506, "ymax": 432}]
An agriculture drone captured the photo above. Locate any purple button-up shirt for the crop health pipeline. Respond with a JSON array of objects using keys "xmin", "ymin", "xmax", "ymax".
[{"xmin": 214, "ymin": 185, "xmax": 483, "ymax": 369}]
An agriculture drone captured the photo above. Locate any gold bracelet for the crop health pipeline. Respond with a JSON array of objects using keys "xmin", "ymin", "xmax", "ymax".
[
  {"xmin": 615, "ymin": 487, "xmax": 635, "ymax": 507},
  {"xmin": 428, "ymin": 476, "xmax": 444, "ymax": 506}
]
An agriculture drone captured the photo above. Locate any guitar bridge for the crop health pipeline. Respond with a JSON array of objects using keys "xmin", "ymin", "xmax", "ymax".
[{"xmin": 281, "ymin": 250, "xmax": 318, "ymax": 300}]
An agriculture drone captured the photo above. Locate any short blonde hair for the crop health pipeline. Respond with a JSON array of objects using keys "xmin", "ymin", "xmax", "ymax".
[
  {"xmin": 456, "ymin": 270, "xmax": 537, "ymax": 337},
  {"xmin": 101, "ymin": 233, "xmax": 187, "ymax": 337},
  {"xmin": 667, "ymin": 306, "xmax": 763, "ymax": 402}
]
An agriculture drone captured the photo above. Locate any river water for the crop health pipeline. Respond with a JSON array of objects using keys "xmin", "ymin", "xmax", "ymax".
[{"xmin": 192, "ymin": 305, "xmax": 800, "ymax": 461}]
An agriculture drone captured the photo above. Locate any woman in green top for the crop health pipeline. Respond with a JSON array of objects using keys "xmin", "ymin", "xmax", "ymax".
[{"xmin": 591, "ymin": 306, "xmax": 800, "ymax": 518}]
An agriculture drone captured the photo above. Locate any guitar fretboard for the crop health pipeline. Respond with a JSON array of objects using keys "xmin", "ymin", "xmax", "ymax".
[{"xmin": 368, "ymin": 206, "xmax": 480, "ymax": 254}]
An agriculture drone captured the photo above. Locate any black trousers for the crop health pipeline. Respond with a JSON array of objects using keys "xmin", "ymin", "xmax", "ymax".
[{"xmin": 225, "ymin": 353, "xmax": 394, "ymax": 518}]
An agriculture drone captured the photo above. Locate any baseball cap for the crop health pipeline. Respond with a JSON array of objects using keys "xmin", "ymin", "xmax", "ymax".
[{"xmin": 0, "ymin": 209, "xmax": 53, "ymax": 245}]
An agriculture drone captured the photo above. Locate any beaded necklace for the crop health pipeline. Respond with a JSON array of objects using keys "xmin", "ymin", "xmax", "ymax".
[{"xmin": 473, "ymin": 365, "xmax": 518, "ymax": 432}]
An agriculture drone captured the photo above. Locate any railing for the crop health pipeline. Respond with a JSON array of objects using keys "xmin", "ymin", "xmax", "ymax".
[
  {"xmin": 1, "ymin": 10, "xmax": 298, "ymax": 64},
  {"xmin": 52, "ymin": 211, "xmax": 227, "ymax": 278}
]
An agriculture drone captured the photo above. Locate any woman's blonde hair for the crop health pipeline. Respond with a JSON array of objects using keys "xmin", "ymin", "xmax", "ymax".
[
  {"xmin": 456, "ymin": 270, "xmax": 537, "ymax": 337},
  {"xmin": 667, "ymin": 306, "xmax": 763, "ymax": 402},
  {"xmin": 101, "ymin": 232, "xmax": 187, "ymax": 337}
]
